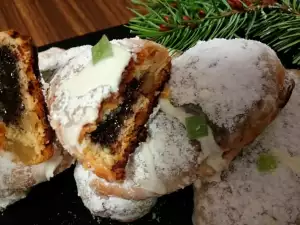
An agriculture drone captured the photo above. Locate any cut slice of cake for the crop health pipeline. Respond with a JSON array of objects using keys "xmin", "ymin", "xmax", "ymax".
[
  {"xmin": 0, "ymin": 30, "xmax": 54, "ymax": 164},
  {"xmin": 47, "ymin": 37, "xmax": 171, "ymax": 181}
]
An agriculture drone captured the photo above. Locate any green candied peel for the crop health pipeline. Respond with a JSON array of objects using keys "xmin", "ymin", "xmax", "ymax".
[
  {"xmin": 185, "ymin": 115, "xmax": 208, "ymax": 140},
  {"xmin": 92, "ymin": 35, "xmax": 113, "ymax": 65},
  {"xmin": 256, "ymin": 153, "xmax": 278, "ymax": 173}
]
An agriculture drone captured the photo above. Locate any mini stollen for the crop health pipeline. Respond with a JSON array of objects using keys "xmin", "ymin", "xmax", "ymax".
[{"xmin": 193, "ymin": 69, "xmax": 300, "ymax": 225}]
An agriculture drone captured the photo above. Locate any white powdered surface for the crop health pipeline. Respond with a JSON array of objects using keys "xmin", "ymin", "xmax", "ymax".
[
  {"xmin": 38, "ymin": 46, "xmax": 90, "ymax": 73},
  {"xmin": 95, "ymin": 110, "xmax": 200, "ymax": 196},
  {"xmin": 0, "ymin": 150, "xmax": 63, "ymax": 210},
  {"xmin": 74, "ymin": 163, "xmax": 157, "ymax": 222},
  {"xmin": 170, "ymin": 38, "xmax": 280, "ymax": 131},
  {"xmin": 0, "ymin": 151, "xmax": 27, "ymax": 210},
  {"xmin": 111, "ymin": 37, "xmax": 143, "ymax": 60},
  {"xmin": 193, "ymin": 70, "xmax": 300, "ymax": 225}
]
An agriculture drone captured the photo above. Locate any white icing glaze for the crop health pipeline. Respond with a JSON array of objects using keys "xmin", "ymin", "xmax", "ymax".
[
  {"xmin": 74, "ymin": 163, "xmax": 157, "ymax": 222},
  {"xmin": 193, "ymin": 70, "xmax": 300, "ymax": 225},
  {"xmin": 170, "ymin": 38, "xmax": 280, "ymax": 131},
  {"xmin": 48, "ymin": 43, "xmax": 129, "ymax": 154},
  {"xmin": 61, "ymin": 44, "xmax": 131, "ymax": 97},
  {"xmin": 48, "ymin": 42, "xmax": 133, "ymax": 154}
]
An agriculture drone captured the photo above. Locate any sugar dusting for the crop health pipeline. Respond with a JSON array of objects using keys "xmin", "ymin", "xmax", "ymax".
[
  {"xmin": 95, "ymin": 110, "xmax": 200, "ymax": 196},
  {"xmin": 193, "ymin": 70, "xmax": 300, "ymax": 225},
  {"xmin": 74, "ymin": 163, "xmax": 157, "ymax": 222},
  {"xmin": 0, "ymin": 150, "xmax": 63, "ymax": 210},
  {"xmin": 38, "ymin": 46, "xmax": 90, "ymax": 74},
  {"xmin": 170, "ymin": 38, "xmax": 280, "ymax": 131},
  {"xmin": 111, "ymin": 37, "xmax": 143, "ymax": 60},
  {"xmin": 0, "ymin": 151, "xmax": 26, "ymax": 210}
]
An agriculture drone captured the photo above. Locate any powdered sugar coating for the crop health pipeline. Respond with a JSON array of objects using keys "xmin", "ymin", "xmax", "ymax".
[
  {"xmin": 74, "ymin": 164, "xmax": 157, "ymax": 222},
  {"xmin": 0, "ymin": 150, "xmax": 64, "ymax": 211},
  {"xmin": 170, "ymin": 38, "xmax": 281, "ymax": 131},
  {"xmin": 193, "ymin": 70, "xmax": 300, "ymax": 225},
  {"xmin": 38, "ymin": 46, "xmax": 90, "ymax": 74},
  {"xmin": 95, "ymin": 110, "xmax": 200, "ymax": 196},
  {"xmin": 111, "ymin": 37, "xmax": 143, "ymax": 60}
]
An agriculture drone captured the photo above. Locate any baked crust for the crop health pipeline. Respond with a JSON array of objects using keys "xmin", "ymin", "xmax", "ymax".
[{"xmin": 0, "ymin": 30, "xmax": 54, "ymax": 165}]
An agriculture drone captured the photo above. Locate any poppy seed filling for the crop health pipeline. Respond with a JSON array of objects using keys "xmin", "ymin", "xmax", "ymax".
[
  {"xmin": 0, "ymin": 46, "xmax": 24, "ymax": 124},
  {"xmin": 90, "ymin": 78, "xmax": 141, "ymax": 147}
]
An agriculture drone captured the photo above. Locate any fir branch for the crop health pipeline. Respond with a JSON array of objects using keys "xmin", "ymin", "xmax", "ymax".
[{"xmin": 128, "ymin": 0, "xmax": 300, "ymax": 68}]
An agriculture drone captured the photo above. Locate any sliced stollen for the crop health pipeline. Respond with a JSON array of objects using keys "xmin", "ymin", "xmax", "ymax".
[
  {"xmin": 47, "ymin": 38, "xmax": 171, "ymax": 181},
  {"xmin": 0, "ymin": 30, "xmax": 55, "ymax": 165}
]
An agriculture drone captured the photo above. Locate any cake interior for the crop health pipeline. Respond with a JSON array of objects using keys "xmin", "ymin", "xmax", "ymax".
[{"xmin": 0, "ymin": 42, "xmax": 52, "ymax": 165}]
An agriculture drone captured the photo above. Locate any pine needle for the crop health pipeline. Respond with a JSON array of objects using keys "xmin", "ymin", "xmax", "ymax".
[{"xmin": 128, "ymin": 0, "xmax": 300, "ymax": 68}]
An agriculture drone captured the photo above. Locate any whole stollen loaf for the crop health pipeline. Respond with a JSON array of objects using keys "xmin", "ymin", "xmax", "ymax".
[{"xmin": 167, "ymin": 38, "xmax": 295, "ymax": 179}]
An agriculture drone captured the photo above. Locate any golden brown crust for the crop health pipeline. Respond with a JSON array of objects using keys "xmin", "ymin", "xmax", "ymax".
[{"xmin": 0, "ymin": 30, "xmax": 54, "ymax": 164}]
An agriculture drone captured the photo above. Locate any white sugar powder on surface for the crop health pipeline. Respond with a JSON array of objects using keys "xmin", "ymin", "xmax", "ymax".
[
  {"xmin": 74, "ymin": 163, "xmax": 157, "ymax": 222},
  {"xmin": 92, "ymin": 110, "xmax": 200, "ymax": 196},
  {"xmin": 128, "ymin": 110, "xmax": 199, "ymax": 194},
  {"xmin": 111, "ymin": 37, "xmax": 143, "ymax": 61},
  {"xmin": 170, "ymin": 38, "xmax": 280, "ymax": 131},
  {"xmin": 38, "ymin": 46, "xmax": 91, "ymax": 73},
  {"xmin": 0, "ymin": 149, "xmax": 64, "ymax": 211},
  {"xmin": 193, "ymin": 70, "xmax": 300, "ymax": 225},
  {"xmin": 0, "ymin": 151, "xmax": 26, "ymax": 210}
]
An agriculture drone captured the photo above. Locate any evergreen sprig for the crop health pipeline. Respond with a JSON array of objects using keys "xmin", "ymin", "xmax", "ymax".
[{"xmin": 128, "ymin": 0, "xmax": 300, "ymax": 68}]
